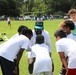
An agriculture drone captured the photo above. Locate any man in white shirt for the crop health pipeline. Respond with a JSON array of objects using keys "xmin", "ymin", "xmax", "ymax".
[
  {"xmin": 30, "ymin": 35, "xmax": 53, "ymax": 75},
  {"xmin": 28, "ymin": 21, "xmax": 53, "ymax": 75},
  {"xmin": 54, "ymin": 29, "xmax": 76, "ymax": 75},
  {"xmin": 0, "ymin": 28, "xmax": 33, "ymax": 75}
]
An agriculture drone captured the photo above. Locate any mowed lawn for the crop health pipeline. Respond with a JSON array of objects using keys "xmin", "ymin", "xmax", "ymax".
[{"xmin": 0, "ymin": 19, "xmax": 64, "ymax": 75}]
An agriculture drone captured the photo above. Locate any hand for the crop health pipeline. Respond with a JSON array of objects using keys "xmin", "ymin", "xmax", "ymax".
[{"xmin": 13, "ymin": 66, "xmax": 17, "ymax": 75}]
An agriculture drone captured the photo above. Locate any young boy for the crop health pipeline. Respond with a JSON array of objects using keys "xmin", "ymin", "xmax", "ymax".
[
  {"xmin": 30, "ymin": 35, "xmax": 53, "ymax": 75},
  {"xmin": 59, "ymin": 20, "xmax": 75, "ymax": 75},
  {"xmin": 68, "ymin": 9, "xmax": 76, "ymax": 36},
  {"xmin": 54, "ymin": 29, "xmax": 76, "ymax": 75}
]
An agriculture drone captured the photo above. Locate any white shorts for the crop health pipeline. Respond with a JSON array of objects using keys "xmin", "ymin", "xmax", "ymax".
[{"xmin": 33, "ymin": 71, "xmax": 53, "ymax": 75}]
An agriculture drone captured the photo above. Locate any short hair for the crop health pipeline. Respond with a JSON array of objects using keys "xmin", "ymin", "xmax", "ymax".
[
  {"xmin": 36, "ymin": 34, "xmax": 44, "ymax": 44},
  {"xmin": 68, "ymin": 9, "xmax": 76, "ymax": 16},
  {"xmin": 18, "ymin": 25, "xmax": 28, "ymax": 33},
  {"xmin": 59, "ymin": 20, "xmax": 75, "ymax": 30},
  {"xmin": 20, "ymin": 28, "xmax": 33, "ymax": 36},
  {"xmin": 54, "ymin": 29, "xmax": 67, "ymax": 38}
]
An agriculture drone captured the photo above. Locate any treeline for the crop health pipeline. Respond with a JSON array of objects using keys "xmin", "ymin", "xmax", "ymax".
[{"xmin": 0, "ymin": 0, "xmax": 76, "ymax": 17}]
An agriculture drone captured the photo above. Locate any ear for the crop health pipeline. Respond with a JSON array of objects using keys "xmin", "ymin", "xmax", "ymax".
[{"xmin": 56, "ymin": 36, "xmax": 61, "ymax": 41}]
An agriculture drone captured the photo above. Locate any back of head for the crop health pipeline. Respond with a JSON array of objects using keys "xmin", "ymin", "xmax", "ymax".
[
  {"xmin": 59, "ymin": 20, "xmax": 75, "ymax": 30},
  {"xmin": 20, "ymin": 28, "xmax": 33, "ymax": 36},
  {"xmin": 54, "ymin": 29, "xmax": 67, "ymax": 38},
  {"xmin": 36, "ymin": 34, "xmax": 44, "ymax": 44},
  {"xmin": 64, "ymin": 20, "xmax": 75, "ymax": 30},
  {"xmin": 18, "ymin": 25, "xmax": 28, "ymax": 34}
]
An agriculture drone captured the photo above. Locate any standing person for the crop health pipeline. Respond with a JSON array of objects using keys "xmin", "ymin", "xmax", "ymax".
[
  {"xmin": 5, "ymin": 17, "xmax": 11, "ymax": 29},
  {"xmin": 0, "ymin": 28, "xmax": 33, "ymax": 75},
  {"xmin": 28, "ymin": 20, "xmax": 54, "ymax": 75},
  {"xmin": 30, "ymin": 35, "xmax": 53, "ymax": 75},
  {"xmin": 68, "ymin": 9, "xmax": 76, "ymax": 37},
  {"xmin": 54, "ymin": 29, "xmax": 76, "ymax": 75},
  {"xmin": 59, "ymin": 20, "xmax": 75, "ymax": 75}
]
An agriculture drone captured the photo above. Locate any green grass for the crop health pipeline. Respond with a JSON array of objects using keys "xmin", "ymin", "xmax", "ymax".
[{"xmin": 0, "ymin": 19, "xmax": 64, "ymax": 75}]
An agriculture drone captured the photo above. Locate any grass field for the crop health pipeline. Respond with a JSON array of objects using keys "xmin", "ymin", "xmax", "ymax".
[{"xmin": 0, "ymin": 19, "xmax": 64, "ymax": 75}]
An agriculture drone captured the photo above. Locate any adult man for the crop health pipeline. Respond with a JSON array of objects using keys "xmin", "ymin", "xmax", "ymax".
[
  {"xmin": 0, "ymin": 28, "xmax": 33, "ymax": 75},
  {"xmin": 28, "ymin": 20, "xmax": 53, "ymax": 75},
  {"xmin": 54, "ymin": 29, "xmax": 76, "ymax": 75}
]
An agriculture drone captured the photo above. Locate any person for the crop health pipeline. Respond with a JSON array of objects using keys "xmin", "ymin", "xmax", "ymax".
[
  {"xmin": 5, "ymin": 17, "xmax": 11, "ymax": 29},
  {"xmin": 59, "ymin": 20, "xmax": 75, "ymax": 40},
  {"xmin": 10, "ymin": 25, "xmax": 28, "ymax": 75},
  {"xmin": 10, "ymin": 25, "xmax": 28, "ymax": 39},
  {"xmin": 28, "ymin": 20, "xmax": 54, "ymax": 75},
  {"xmin": 54, "ymin": 29, "xmax": 76, "ymax": 75},
  {"xmin": 0, "ymin": 28, "xmax": 33, "ymax": 75},
  {"xmin": 30, "ymin": 34, "xmax": 53, "ymax": 75},
  {"xmin": 59, "ymin": 20, "xmax": 75, "ymax": 75},
  {"xmin": 68, "ymin": 9, "xmax": 76, "ymax": 37}
]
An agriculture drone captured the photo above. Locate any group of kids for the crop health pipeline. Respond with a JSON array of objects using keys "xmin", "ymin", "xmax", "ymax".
[{"xmin": 0, "ymin": 8, "xmax": 76, "ymax": 75}]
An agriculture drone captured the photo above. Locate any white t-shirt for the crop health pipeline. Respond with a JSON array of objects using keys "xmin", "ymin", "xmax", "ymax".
[
  {"xmin": 10, "ymin": 33, "xmax": 19, "ymax": 39},
  {"xmin": 0, "ymin": 34, "xmax": 29, "ymax": 62},
  {"xmin": 31, "ymin": 43, "xmax": 52, "ymax": 73},
  {"xmin": 56, "ymin": 38, "xmax": 76, "ymax": 68},
  {"xmin": 29, "ymin": 30, "xmax": 52, "ymax": 53},
  {"xmin": 67, "ymin": 33, "xmax": 76, "ymax": 41},
  {"xmin": 7, "ymin": 18, "xmax": 10, "ymax": 22}
]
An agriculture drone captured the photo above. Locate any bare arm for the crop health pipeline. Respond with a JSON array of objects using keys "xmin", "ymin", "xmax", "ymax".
[
  {"xmin": 58, "ymin": 52, "xmax": 68, "ymax": 72},
  {"xmin": 16, "ymin": 48, "xmax": 24, "ymax": 66}
]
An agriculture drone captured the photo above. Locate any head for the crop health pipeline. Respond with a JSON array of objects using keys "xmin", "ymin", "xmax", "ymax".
[
  {"xmin": 18, "ymin": 25, "xmax": 28, "ymax": 35},
  {"xmin": 34, "ymin": 21, "xmax": 44, "ymax": 35},
  {"xmin": 59, "ymin": 20, "xmax": 75, "ymax": 35},
  {"xmin": 68, "ymin": 9, "xmax": 76, "ymax": 22},
  {"xmin": 20, "ymin": 28, "xmax": 33, "ymax": 40},
  {"xmin": 36, "ymin": 34, "xmax": 44, "ymax": 44},
  {"xmin": 54, "ymin": 29, "xmax": 67, "ymax": 41}
]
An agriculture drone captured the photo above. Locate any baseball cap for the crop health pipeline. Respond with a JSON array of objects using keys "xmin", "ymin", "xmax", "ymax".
[{"xmin": 34, "ymin": 21, "xmax": 44, "ymax": 29}]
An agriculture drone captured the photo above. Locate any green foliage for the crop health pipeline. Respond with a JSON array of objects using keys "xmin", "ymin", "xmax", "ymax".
[{"xmin": 0, "ymin": 0, "xmax": 76, "ymax": 16}]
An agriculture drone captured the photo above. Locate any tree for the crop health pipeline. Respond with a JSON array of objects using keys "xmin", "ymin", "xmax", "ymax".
[{"xmin": 0, "ymin": 0, "xmax": 9, "ymax": 16}]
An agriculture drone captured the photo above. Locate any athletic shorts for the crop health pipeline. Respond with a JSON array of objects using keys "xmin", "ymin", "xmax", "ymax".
[
  {"xmin": 67, "ymin": 68, "xmax": 76, "ymax": 75},
  {"xmin": 0, "ymin": 56, "xmax": 15, "ymax": 75}
]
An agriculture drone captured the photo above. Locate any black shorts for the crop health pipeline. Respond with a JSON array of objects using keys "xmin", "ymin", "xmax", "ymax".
[
  {"xmin": 0, "ymin": 56, "xmax": 15, "ymax": 75},
  {"xmin": 8, "ymin": 21, "xmax": 10, "ymax": 25}
]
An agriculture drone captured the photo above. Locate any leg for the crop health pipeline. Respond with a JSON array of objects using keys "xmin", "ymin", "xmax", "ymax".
[
  {"xmin": 28, "ymin": 63, "xmax": 34, "ymax": 74},
  {"xmin": 0, "ymin": 56, "xmax": 15, "ymax": 75},
  {"xmin": 28, "ymin": 58, "xmax": 35, "ymax": 74}
]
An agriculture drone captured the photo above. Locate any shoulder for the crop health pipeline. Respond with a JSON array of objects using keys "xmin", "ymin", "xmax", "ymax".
[{"xmin": 42, "ymin": 30, "xmax": 50, "ymax": 35}]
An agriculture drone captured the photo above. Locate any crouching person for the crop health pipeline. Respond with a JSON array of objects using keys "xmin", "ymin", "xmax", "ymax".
[{"xmin": 28, "ymin": 35, "xmax": 53, "ymax": 75}]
